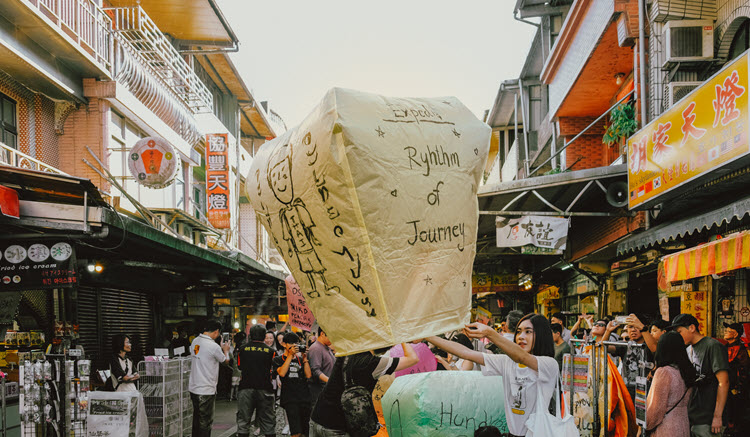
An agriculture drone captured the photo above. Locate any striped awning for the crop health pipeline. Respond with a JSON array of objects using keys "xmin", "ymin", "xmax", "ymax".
[{"xmin": 663, "ymin": 230, "xmax": 750, "ymax": 282}]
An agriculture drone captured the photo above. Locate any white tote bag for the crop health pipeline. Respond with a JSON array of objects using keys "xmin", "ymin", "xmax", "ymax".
[{"xmin": 525, "ymin": 376, "xmax": 579, "ymax": 437}]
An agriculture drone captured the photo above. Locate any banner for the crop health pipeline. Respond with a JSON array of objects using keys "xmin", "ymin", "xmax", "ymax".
[
  {"xmin": 628, "ymin": 53, "xmax": 750, "ymax": 209},
  {"xmin": 382, "ymin": 371, "xmax": 507, "ymax": 436},
  {"xmin": 285, "ymin": 275, "xmax": 315, "ymax": 331},
  {"xmin": 496, "ymin": 216, "xmax": 569, "ymax": 252},
  {"xmin": 0, "ymin": 241, "xmax": 76, "ymax": 290},
  {"xmin": 248, "ymin": 88, "xmax": 490, "ymax": 355},
  {"xmin": 206, "ymin": 133, "xmax": 231, "ymax": 229}
]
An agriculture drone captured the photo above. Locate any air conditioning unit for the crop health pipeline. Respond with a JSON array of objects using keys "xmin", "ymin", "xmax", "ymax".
[
  {"xmin": 663, "ymin": 20, "xmax": 714, "ymax": 67},
  {"xmin": 193, "ymin": 230, "xmax": 205, "ymax": 247},
  {"xmin": 176, "ymin": 223, "xmax": 193, "ymax": 240},
  {"xmin": 667, "ymin": 81, "xmax": 702, "ymax": 107}
]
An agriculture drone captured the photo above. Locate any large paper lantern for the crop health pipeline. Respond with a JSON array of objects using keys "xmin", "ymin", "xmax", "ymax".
[
  {"xmin": 248, "ymin": 88, "xmax": 490, "ymax": 355},
  {"xmin": 382, "ymin": 371, "xmax": 508, "ymax": 435},
  {"xmin": 128, "ymin": 137, "xmax": 180, "ymax": 189}
]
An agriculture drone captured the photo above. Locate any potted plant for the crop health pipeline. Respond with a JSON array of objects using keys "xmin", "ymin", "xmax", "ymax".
[{"xmin": 603, "ymin": 102, "xmax": 638, "ymax": 155}]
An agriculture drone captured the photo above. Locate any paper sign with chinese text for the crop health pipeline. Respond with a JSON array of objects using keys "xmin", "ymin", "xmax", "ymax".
[
  {"xmin": 681, "ymin": 290, "xmax": 708, "ymax": 333},
  {"xmin": 496, "ymin": 215, "xmax": 569, "ymax": 251},
  {"xmin": 248, "ymin": 88, "xmax": 490, "ymax": 355},
  {"xmin": 628, "ymin": 53, "xmax": 750, "ymax": 209},
  {"xmin": 285, "ymin": 275, "xmax": 315, "ymax": 331},
  {"xmin": 206, "ymin": 133, "xmax": 231, "ymax": 229},
  {"xmin": 472, "ymin": 273, "xmax": 520, "ymax": 294}
]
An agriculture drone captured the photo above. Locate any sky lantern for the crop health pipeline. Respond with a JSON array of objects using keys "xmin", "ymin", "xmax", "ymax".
[{"xmin": 248, "ymin": 88, "xmax": 490, "ymax": 355}]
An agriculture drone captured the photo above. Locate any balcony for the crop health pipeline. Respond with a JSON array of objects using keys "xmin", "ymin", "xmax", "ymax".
[
  {"xmin": 0, "ymin": 142, "xmax": 67, "ymax": 174},
  {"xmin": 25, "ymin": 0, "xmax": 112, "ymax": 72},
  {"xmin": 105, "ymin": 5, "xmax": 213, "ymax": 114}
]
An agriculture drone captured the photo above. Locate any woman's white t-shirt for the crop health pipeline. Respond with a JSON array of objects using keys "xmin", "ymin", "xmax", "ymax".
[{"xmin": 481, "ymin": 354, "xmax": 559, "ymax": 436}]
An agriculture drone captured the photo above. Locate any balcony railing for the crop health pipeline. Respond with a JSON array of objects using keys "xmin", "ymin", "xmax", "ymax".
[
  {"xmin": 105, "ymin": 6, "xmax": 213, "ymax": 114},
  {"xmin": 0, "ymin": 142, "xmax": 67, "ymax": 174},
  {"xmin": 113, "ymin": 40, "xmax": 201, "ymax": 146},
  {"xmin": 27, "ymin": 0, "xmax": 112, "ymax": 72}
]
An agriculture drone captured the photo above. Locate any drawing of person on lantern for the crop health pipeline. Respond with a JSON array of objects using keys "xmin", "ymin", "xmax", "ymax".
[{"xmin": 268, "ymin": 146, "xmax": 338, "ymax": 298}]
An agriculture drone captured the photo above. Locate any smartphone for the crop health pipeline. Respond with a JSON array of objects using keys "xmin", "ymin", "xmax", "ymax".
[
  {"xmin": 614, "ymin": 315, "xmax": 628, "ymax": 325},
  {"xmin": 221, "ymin": 332, "xmax": 231, "ymax": 343}
]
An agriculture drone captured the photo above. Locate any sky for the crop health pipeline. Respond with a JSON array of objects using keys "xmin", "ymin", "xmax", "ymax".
[{"xmin": 218, "ymin": 0, "xmax": 537, "ymax": 132}]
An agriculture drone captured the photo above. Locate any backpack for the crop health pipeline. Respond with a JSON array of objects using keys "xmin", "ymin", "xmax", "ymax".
[{"xmin": 340, "ymin": 357, "xmax": 381, "ymax": 437}]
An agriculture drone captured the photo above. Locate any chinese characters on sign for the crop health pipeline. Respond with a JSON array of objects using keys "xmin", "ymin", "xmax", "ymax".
[
  {"xmin": 681, "ymin": 290, "xmax": 708, "ymax": 334},
  {"xmin": 0, "ymin": 242, "xmax": 76, "ymax": 290},
  {"xmin": 495, "ymin": 215, "xmax": 569, "ymax": 253},
  {"xmin": 127, "ymin": 137, "xmax": 179, "ymax": 189},
  {"xmin": 206, "ymin": 133, "xmax": 231, "ymax": 229},
  {"xmin": 628, "ymin": 54, "xmax": 750, "ymax": 209}
]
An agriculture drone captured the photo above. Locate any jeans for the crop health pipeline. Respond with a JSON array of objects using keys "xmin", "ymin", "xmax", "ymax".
[
  {"xmin": 309, "ymin": 419, "xmax": 349, "ymax": 437},
  {"xmin": 190, "ymin": 393, "xmax": 215, "ymax": 437},
  {"xmin": 237, "ymin": 388, "xmax": 276, "ymax": 435}
]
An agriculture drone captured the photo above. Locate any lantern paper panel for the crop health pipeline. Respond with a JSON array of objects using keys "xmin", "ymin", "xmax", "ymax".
[{"xmin": 248, "ymin": 88, "xmax": 490, "ymax": 355}]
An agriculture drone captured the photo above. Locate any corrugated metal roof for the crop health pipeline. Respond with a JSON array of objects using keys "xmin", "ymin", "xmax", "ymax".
[{"xmin": 617, "ymin": 196, "xmax": 750, "ymax": 255}]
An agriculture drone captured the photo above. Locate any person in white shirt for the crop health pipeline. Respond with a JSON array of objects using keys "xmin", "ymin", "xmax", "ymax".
[
  {"xmin": 428, "ymin": 313, "xmax": 559, "ymax": 437},
  {"xmin": 189, "ymin": 320, "xmax": 231, "ymax": 437}
]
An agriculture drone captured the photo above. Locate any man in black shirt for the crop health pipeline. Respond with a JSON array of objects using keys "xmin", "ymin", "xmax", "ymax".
[
  {"xmin": 236, "ymin": 325, "xmax": 276, "ymax": 437},
  {"xmin": 309, "ymin": 343, "xmax": 419, "ymax": 436},
  {"xmin": 274, "ymin": 332, "xmax": 312, "ymax": 437}
]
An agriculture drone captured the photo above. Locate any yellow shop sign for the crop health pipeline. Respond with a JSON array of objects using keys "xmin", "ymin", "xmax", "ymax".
[{"xmin": 628, "ymin": 53, "xmax": 750, "ymax": 209}]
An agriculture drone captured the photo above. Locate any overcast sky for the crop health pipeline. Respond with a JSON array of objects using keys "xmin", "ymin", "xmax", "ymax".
[{"xmin": 218, "ymin": 0, "xmax": 537, "ymax": 132}]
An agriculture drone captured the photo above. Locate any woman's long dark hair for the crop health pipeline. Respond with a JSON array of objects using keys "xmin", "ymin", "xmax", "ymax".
[
  {"xmin": 515, "ymin": 313, "xmax": 555, "ymax": 357},
  {"xmin": 654, "ymin": 331, "xmax": 697, "ymax": 386}
]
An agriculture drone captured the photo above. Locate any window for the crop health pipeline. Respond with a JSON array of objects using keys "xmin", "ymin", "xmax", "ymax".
[
  {"xmin": 550, "ymin": 15, "xmax": 563, "ymax": 50},
  {"xmin": 0, "ymin": 94, "xmax": 17, "ymax": 149},
  {"xmin": 729, "ymin": 20, "xmax": 750, "ymax": 61}
]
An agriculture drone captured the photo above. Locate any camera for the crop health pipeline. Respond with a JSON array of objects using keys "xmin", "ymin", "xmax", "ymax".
[{"xmin": 296, "ymin": 343, "xmax": 307, "ymax": 353}]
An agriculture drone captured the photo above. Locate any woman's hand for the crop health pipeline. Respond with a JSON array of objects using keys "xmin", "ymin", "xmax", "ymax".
[{"xmin": 463, "ymin": 322, "xmax": 494, "ymax": 339}]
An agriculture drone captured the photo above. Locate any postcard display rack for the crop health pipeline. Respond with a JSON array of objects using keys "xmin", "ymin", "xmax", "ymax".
[
  {"xmin": 19, "ymin": 353, "xmax": 90, "ymax": 437},
  {"xmin": 137, "ymin": 357, "xmax": 192, "ymax": 437}
]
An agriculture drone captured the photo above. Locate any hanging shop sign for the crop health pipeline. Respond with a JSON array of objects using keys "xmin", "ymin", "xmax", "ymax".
[
  {"xmin": 471, "ymin": 273, "xmax": 519, "ymax": 294},
  {"xmin": 206, "ymin": 133, "xmax": 231, "ymax": 229},
  {"xmin": 128, "ymin": 137, "xmax": 179, "ymax": 189},
  {"xmin": 628, "ymin": 53, "xmax": 750, "ymax": 209},
  {"xmin": 248, "ymin": 88, "xmax": 490, "ymax": 355},
  {"xmin": 536, "ymin": 286, "xmax": 560, "ymax": 305},
  {"xmin": 285, "ymin": 275, "xmax": 315, "ymax": 331},
  {"xmin": 0, "ymin": 241, "xmax": 76, "ymax": 290},
  {"xmin": 496, "ymin": 215, "xmax": 569, "ymax": 253},
  {"xmin": 681, "ymin": 290, "xmax": 709, "ymax": 334}
]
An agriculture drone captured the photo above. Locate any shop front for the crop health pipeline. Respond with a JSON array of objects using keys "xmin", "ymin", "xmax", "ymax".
[
  {"xmin": 616, "ymin": 50, "xmax": 750, "ymax": 335},
  {"xmin": 0, "ymin": 167, "xmax": 285, "ymax": 436}
]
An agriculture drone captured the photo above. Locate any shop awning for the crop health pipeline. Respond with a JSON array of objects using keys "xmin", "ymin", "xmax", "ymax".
[
  {"xmin": 617, "ymin": 195, "xmax": 750, "ymax": 255},
  {"xmin": 663, "ymin": 230, "xmax": 750, "ymax": 282}
]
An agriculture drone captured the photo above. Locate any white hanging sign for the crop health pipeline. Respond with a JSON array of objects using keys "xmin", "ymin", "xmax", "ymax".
[
  {"xmin": 128, "ymin": 137, "xmax": 180, "ymax": 189},
  {"xmin": 496, "ymin": 215, "xmax": 570, "ymax": 250}
]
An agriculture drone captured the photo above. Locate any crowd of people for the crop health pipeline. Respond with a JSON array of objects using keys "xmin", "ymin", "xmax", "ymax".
[{"xmin": 107, "ymin": 311, "xmax": 748, "ymax": 437}]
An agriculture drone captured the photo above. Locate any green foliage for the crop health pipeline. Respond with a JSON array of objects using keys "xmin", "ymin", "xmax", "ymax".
[{"xmin": 603, "ymin": 103, "xmax": 638, "ymax": 146}]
